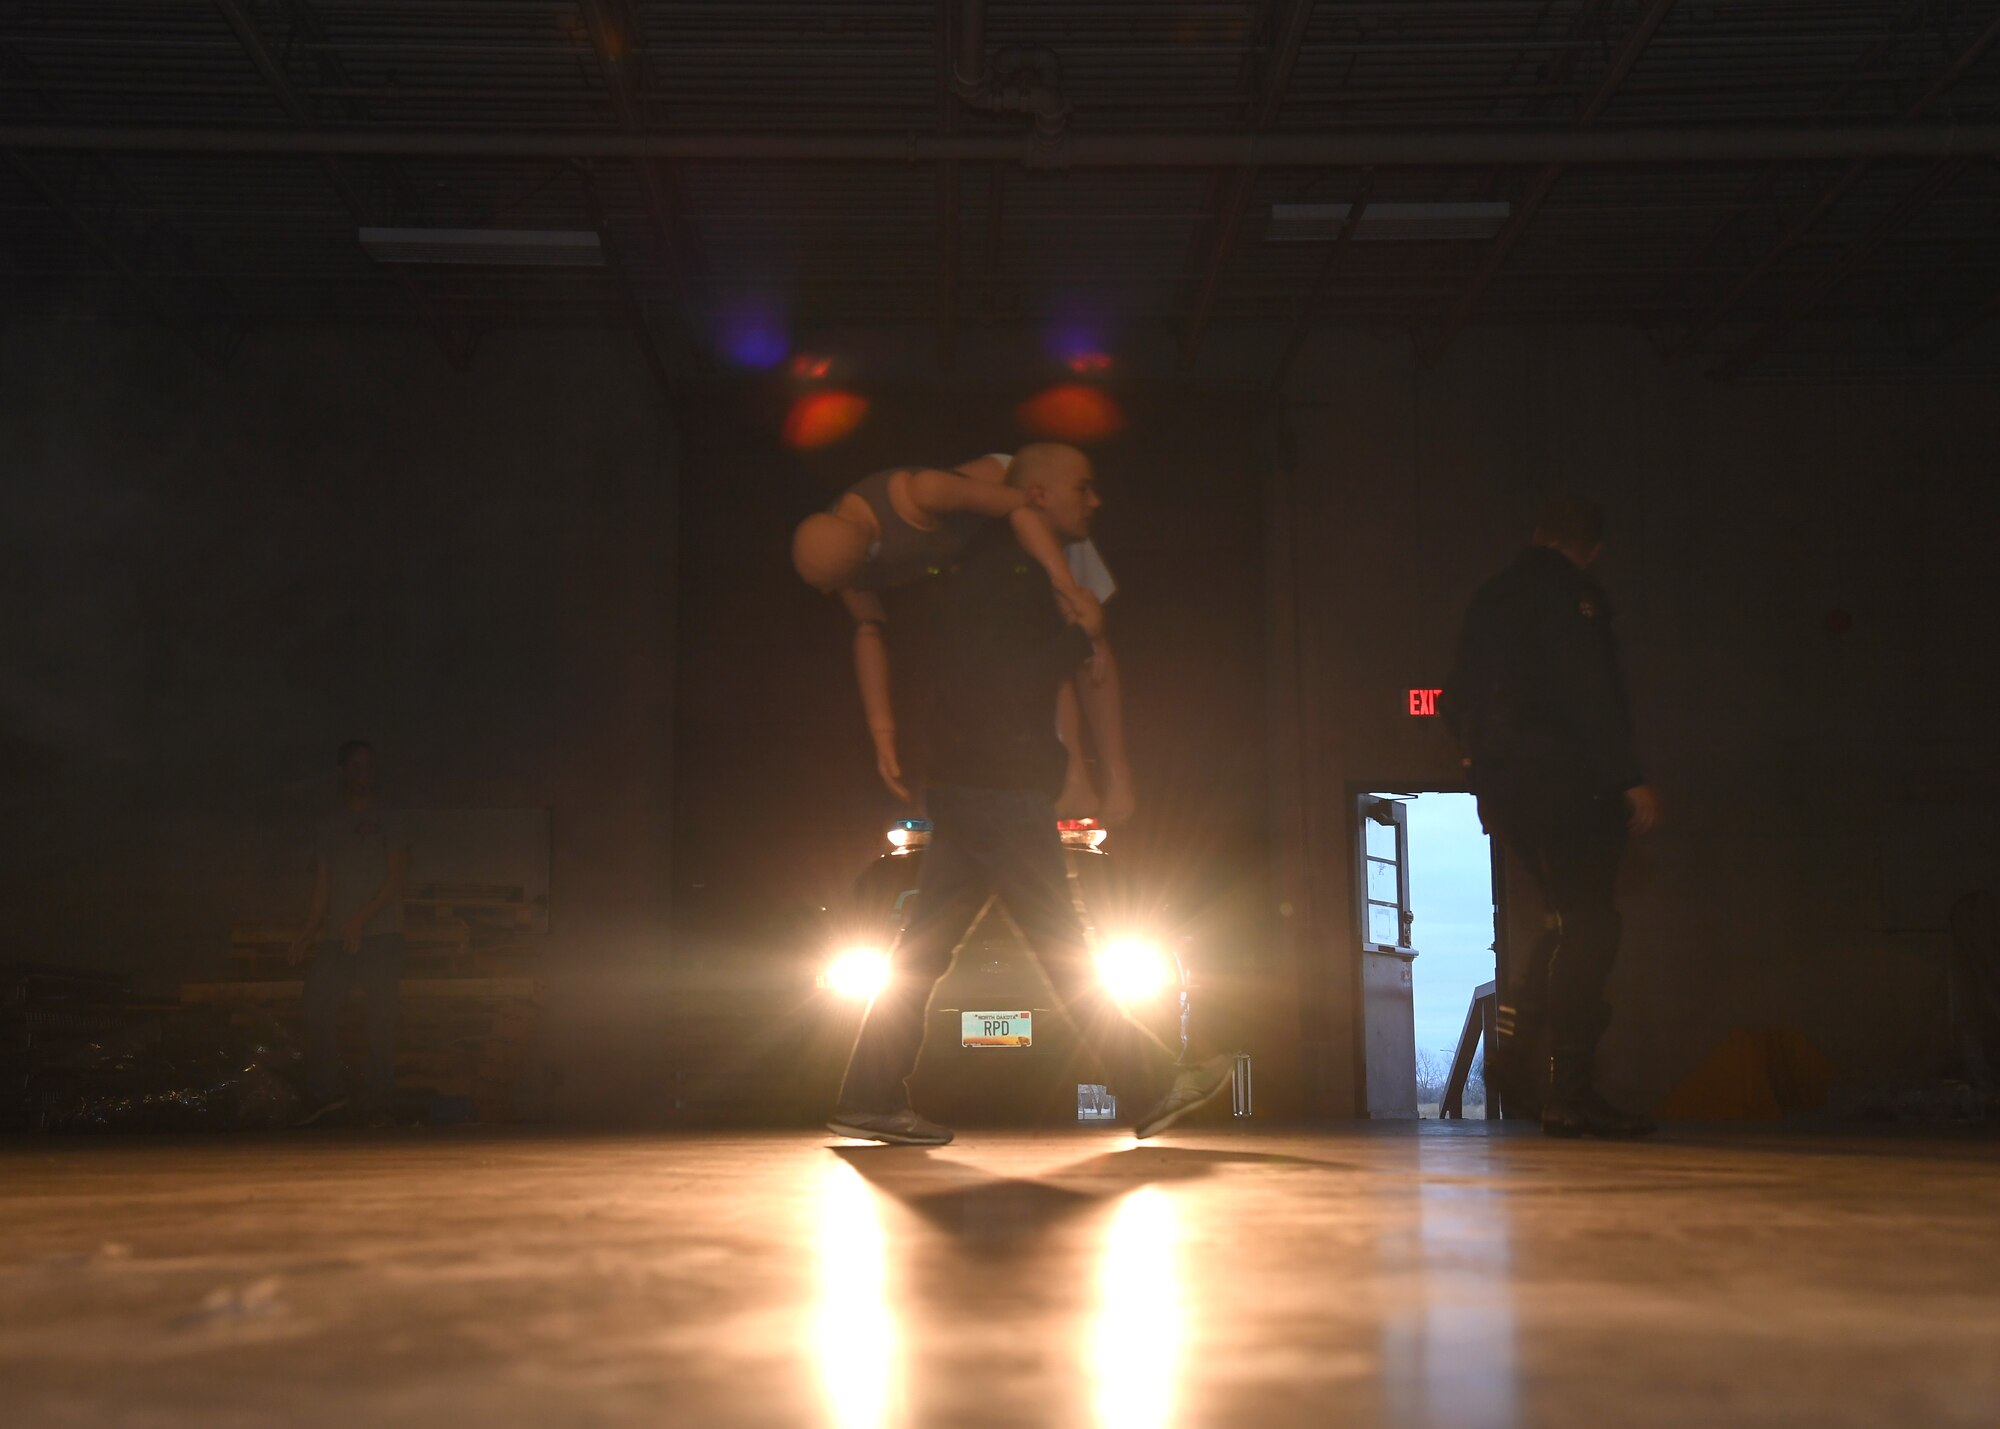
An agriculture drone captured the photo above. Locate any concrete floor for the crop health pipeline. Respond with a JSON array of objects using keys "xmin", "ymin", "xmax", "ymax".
[{"xmin": 2, "ymin": 1126, "xmax": 1997, "ymax": 1427}]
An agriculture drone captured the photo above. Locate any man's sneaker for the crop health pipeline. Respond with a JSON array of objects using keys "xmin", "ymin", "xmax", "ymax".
[
  {"xmin": 293, "ymin": 1095, "xmax": 349, "ymax": 1128},
  {"xmin": 1134, "ymin": 1054, "xmax": 1235, "ymax": 1140},
  {"xmin": 826, "ymin": 1107, "xmax": 955, "ymax": 1146}
]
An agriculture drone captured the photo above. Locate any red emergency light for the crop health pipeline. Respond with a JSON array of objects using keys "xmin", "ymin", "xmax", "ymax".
[{"xmin": 1408, "ymin": 688, "xmax": 1441, "ymax": 717}]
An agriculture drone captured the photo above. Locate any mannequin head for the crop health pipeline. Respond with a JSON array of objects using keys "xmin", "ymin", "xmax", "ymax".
[{"xmin": 792, "ymin": 510, "xmax": 874, "ymax": 592}]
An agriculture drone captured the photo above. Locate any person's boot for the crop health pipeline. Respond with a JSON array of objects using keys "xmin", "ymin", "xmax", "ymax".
[
  {"xmin": 1541, "ymin": 1049, "xmax": 1656, "ymax": 1139},
  {"xmin": 1486, "ymin": 997, "xmax": 1546, "ymax": 1119}
]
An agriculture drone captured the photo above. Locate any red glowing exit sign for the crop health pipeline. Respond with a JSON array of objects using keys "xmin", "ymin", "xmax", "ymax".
[{"xmin": 1408, "ymin": 688, "xmax": 1442, "ymax": 717}]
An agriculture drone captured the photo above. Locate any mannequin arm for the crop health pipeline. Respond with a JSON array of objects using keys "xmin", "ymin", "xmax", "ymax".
[
  {"xmin": 908, "ymin": 464, "xmax": 1027, "ymax": 518},
  {"xmin": 840, "ymin": 588, "xmax": 910, "ymax": 802},
  {"xmin": 1077, "ymin": 640, "xmax": 1136, "ymax": 823}
]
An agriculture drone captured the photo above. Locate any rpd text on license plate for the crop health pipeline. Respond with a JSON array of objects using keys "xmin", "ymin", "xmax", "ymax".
[{"xmin": 962, "ymin": 1010, "xmax": 1032, "ymax": 1048}]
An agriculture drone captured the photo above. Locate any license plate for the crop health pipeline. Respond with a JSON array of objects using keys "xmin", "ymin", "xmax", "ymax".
[{"xmin": 962, "ymin": 1010, "xmax": 1032, "ymax": 1048}]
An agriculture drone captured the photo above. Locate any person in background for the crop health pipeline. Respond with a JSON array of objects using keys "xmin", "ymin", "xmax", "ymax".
[
  {"xmin": 1441, "ymin": 495, "xmax": 1662, "ymax": 1139},
  {"xmin": 290, "ymin": 740, "xmax": 409, "ymax": 1127}
]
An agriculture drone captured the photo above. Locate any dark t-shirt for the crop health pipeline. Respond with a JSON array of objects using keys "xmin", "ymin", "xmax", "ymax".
[
  {"xmin": 844, "ymin": 467, "xmax": 984, "ymax": 591},
  {"xmin": 924, "ymin": 526, "xmax": 1095, "ymax": 798},
  {"xmin": 1440, "ymin": 546, "xmax": 1643, "ymax": 796},
  {"xmin": 316, "ymin": 803, "xmax": 409, "ymax": 936}
]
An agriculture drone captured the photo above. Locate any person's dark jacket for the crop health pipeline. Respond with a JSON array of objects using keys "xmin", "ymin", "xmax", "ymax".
[
  {"xmin": 924, "ymin": 525, "xmax": 1094, "ymax": 798},
  {"xmin": 1440, "ymin": 545, "xmax": 1643, "ymax": 796}
]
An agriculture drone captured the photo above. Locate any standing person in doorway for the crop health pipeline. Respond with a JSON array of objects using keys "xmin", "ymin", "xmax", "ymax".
[
  {"xmin": 290, "ymin": 740, "xmax": 410, "ymax": 1127},
  {"xmin": 1441, "ymin": 496, "xmax": 1662, "ymax": 1139},
  {"xmin": 828, "ymin": 446, "xmax": 1232, "ymax": 1145}
]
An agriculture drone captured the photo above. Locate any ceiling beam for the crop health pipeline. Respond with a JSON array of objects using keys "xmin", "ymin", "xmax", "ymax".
[
  {"xmin": 1268, "ymin": 170, "xmax": 1375, "ymax": 391},
  {"xmin": 1915, "ymin": 283, "xmax": 2000, "ymax": 367},
  {"xmin": 1423, "ymin": 0, "xmax": 1677, "ymax": 365},
  {"xmin": 8, "ymin": 123, "xmax": 2000, "ymax": 166},
  {"xmin": 1707, "ymin": 156, "xmax": 1968, "ymax": 381},
  {"xmin": 937, "ymin": 1, "xmax": 966, "ymax": 370},
  {"xmin": 265, "ymin": 0, "xmax": 439, "ymax": 227},
  {"xmin": 579, "ymin": 167, "xmax": 676, "ymax": 402},
  {"xmin": 1, "ymin": 34, "xmax": 242, "ymax": 367},
  {"xmin": 1674, "ymin": 10, "xmax": 2000, "ymax": 359},
  {"xmin": 1651, "ymin": 0, "xmax": 1928, "ymax": 316},
  {"xmin": 1468, "ymin": 0, "xmax": 1614, "ymax": 197},
  {"xmin": 212, "ymin": 0, "xmax": 474, "ymax": 368},
  {"xmin": 3, "ymin": 149, "xmax": 239, "ymax": 368},
  {"xmin": 1179, "ymin": 0, "xmax": 1316, "ymax": 367},
  {"xmin": 577, "ymin": 0, "xmax": 703, "ymax": 373}
]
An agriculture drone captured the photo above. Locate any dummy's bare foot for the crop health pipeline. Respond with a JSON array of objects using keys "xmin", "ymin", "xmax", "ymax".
[
  {"xmin": 1056, "ymin": 767, "xmax": 1100, "ymax": 821},
  {"xmin": 1097, "ymin": 771, "xmax": 1137, "ymax": 826}
]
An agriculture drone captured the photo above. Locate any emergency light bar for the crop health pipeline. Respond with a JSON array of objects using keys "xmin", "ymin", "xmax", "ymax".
[{"xmin": 884, "ymin": 818, "xmax": 1106, "ymax": 851}]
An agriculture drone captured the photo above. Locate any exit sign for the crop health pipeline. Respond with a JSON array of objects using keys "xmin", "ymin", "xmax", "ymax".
[{"xmin": 1408, "ymin": 688, "xmax": 1441, "ymax": 717}]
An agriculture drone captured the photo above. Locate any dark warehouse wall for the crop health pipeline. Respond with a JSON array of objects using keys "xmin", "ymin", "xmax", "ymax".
[
  {"xmin": 8, "ymin": 315, "xmax": 1998, "ymax": 1125},
  {"xmin": 1277, "ymin": 327, "xmax": 2000, "ymax": 1117},
  {"xmin": 1, "ymin": 323, "xmax": 678, "ymax": 1117}
]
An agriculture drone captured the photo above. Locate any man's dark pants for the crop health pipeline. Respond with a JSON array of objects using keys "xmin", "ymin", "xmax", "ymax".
[
  {"xmin": 303, "ymin": 932, "xmax": 405, "ymax": 1110},
  {"xmin": 838, "ymin": 785, "xmax": 1177, "ymax": 1118},
  {"xmin": 1478, "ymin": 773, "xmax": 1629, "ymax": 1066}
]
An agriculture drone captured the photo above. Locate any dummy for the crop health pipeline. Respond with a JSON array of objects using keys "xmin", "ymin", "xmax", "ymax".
[{"xmin": 792, "ymin": 443, "xmax": 1136, "ymax": 821}]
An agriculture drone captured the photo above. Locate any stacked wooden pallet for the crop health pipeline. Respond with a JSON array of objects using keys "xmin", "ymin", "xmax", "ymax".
[
  {"xmin": 182, "ymin": 978, "xmax": 545, "ymax": 1123},
  {"xmin": 225, "ymin": 920, "xmax": 475, "ymax": 979},
  {"xmin": 198, "ymin": 882, "xmax": 547, "ymax": 1122},
  {"xmin": 401, "ymin": 881, "xmax": 544, "ymax": 977}
]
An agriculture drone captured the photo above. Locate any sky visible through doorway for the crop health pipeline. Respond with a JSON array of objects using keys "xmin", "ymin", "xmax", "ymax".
[{"xmin": 1402, "ymin": 793, "xmax": 1498, "ymax": 1062}]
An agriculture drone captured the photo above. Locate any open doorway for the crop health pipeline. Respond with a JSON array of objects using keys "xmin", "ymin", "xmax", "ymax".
[{"xmin": 1357, "ymin": 791, "xmax": 1499, "ymax": 1119}]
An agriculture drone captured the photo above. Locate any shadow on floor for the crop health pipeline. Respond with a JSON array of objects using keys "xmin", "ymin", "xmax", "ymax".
[{"xmin": 830, "ymin": 1143, "xmax": 1335, "ymax": 1244}]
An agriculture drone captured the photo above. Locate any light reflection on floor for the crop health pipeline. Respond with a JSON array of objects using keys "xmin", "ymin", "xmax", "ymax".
[
  {"xmin": 812, "ymin": 1156, "xmax": 903, "ymax": 1429},
  {"xmin": 10, "ymin": 1129, "xmax": 1997, "ymax": 1426},
  {"xmin": 1091, "ymin": 1185, "xmax": 1184, "ymax": 1429},
  {"xmin": 1381, "ymin": 1137, "xmax": 1520, "ymax": 1429}
]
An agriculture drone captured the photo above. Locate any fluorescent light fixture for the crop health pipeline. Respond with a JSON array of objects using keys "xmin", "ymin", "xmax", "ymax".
[
  {"xmin": 358, "ymin": 227, "xmax": 605, "ymax": 267},
  {"xmin": 1266, "ymin": 202, "xmax": 1512, "ymax": 242}
]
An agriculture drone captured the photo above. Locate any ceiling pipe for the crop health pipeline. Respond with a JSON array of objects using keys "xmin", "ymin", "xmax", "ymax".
[
  {"xmin": 3, "ymin": 123, "xmax": 1996, "ymax": 166},
  {"xmin": 946, "ymin": 0, "xmax": 1070, "ymax": 140},
  {"xmin": 950, "ymin": 0, "xmax": 983, "ymax": 94}
]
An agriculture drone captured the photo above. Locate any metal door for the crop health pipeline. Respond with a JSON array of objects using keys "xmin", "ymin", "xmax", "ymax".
[{"xmin": 1357, "ymin": 795, "xmax": 1418, "ymax": 1118}]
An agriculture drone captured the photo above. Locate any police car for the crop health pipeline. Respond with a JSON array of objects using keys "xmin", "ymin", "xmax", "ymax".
[{"xmin": 814, "ymin": 817, "xmax": 1193, "ymax": 1124}]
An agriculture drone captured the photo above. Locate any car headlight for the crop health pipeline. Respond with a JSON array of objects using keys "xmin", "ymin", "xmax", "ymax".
[
  {"xmin": 1095, "ymin": 936, "xmax": 1174, "ymax": 1004},
  {"xmin": 821, "ymin": 945, "xmax": 891, "ymax": 1002}
]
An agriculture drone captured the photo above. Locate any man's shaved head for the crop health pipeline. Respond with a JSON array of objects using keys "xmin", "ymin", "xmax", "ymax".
[
  {"xmin": 1533, "ymin": 493, "xmax": 1606, "ymax": 568},
  {"xmin": 1007, "ymin": 442, "xmax": 1099, "ymax": 544},
  {"xmin": 1007, "ymin": 442, "xmax": 1089, "ymax": 493}
]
